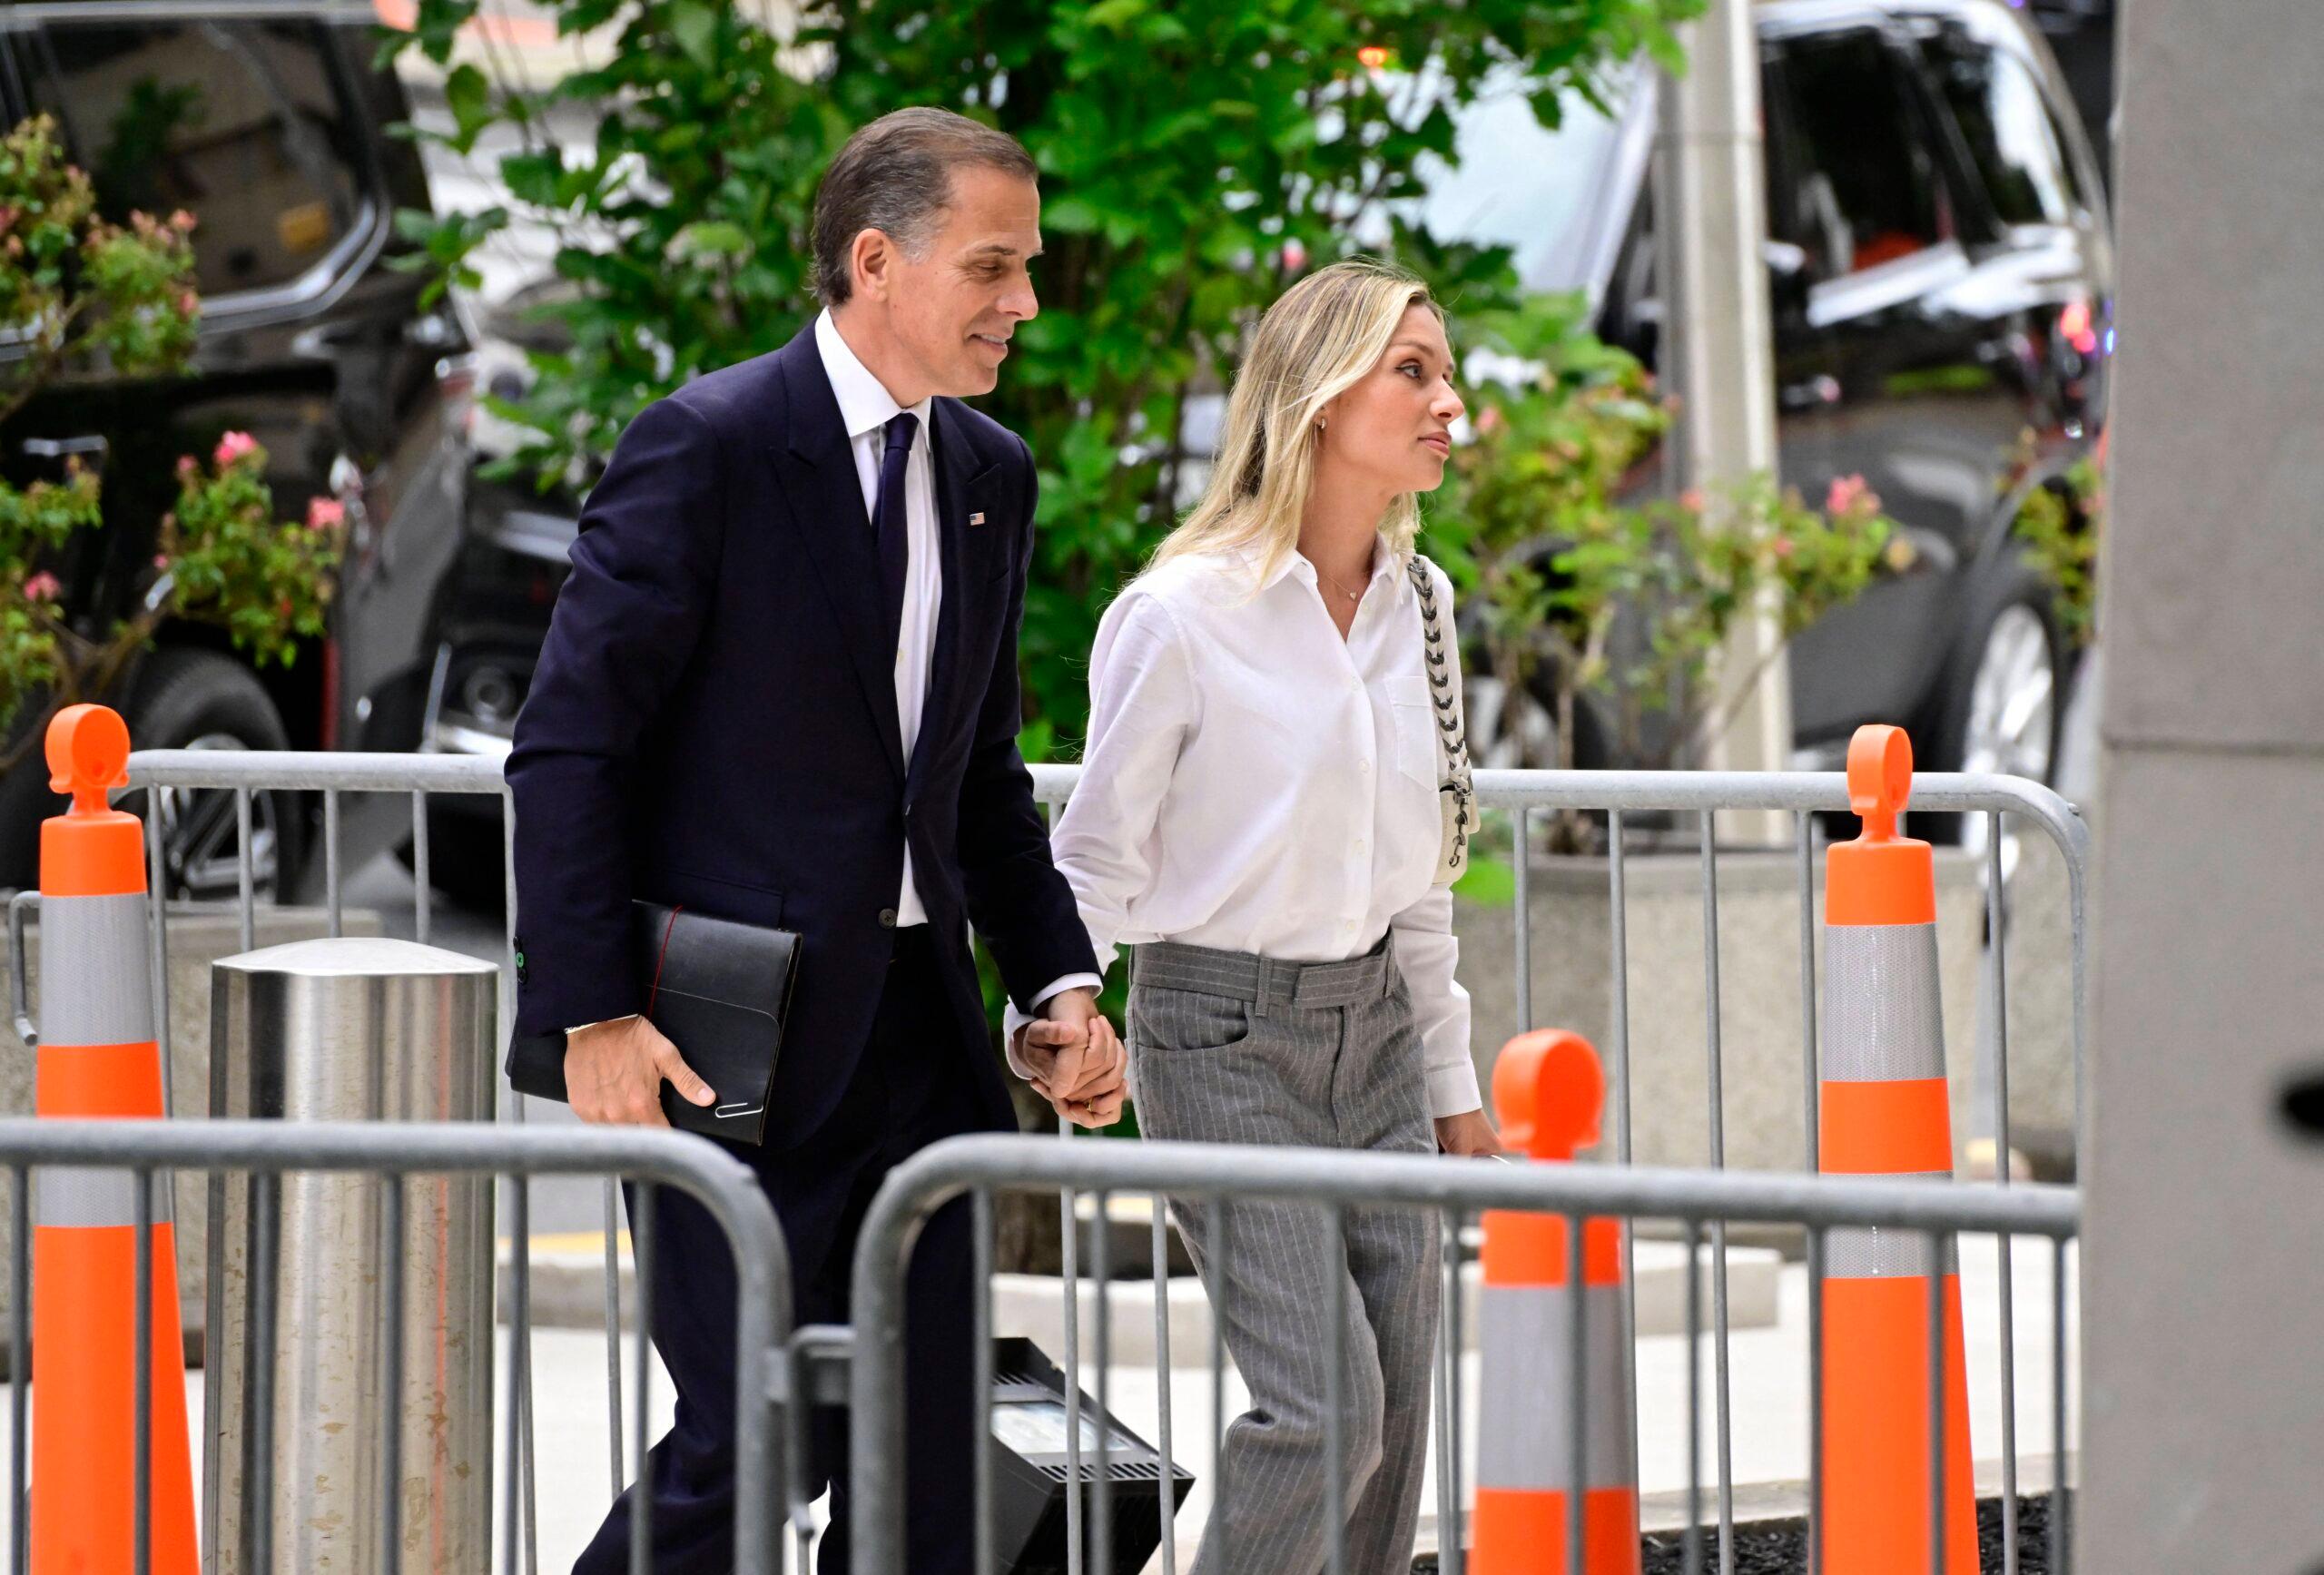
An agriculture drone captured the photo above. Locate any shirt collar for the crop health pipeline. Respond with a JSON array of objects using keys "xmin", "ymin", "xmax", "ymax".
[
  {"xmin": 814, "ymin": 308, "xmax": 935, "ymax": 442},
  {"xmin": 1232, "ymin": 533, "xmax": 1402, "ymax": 594}
]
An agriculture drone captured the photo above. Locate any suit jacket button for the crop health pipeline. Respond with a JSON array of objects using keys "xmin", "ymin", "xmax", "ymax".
[{"xmin": 878, "ymin": 908, "xmax": 898, "ymax": 929}]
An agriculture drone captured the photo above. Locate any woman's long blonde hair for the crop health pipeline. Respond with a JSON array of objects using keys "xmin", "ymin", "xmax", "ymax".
[{"xmin": 1150, "ymin": 258, "xmax": 1443, "ymax": 586}]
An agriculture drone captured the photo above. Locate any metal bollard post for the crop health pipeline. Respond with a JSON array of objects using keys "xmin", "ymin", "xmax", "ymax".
[{"xmin": 204, "ymin": 937, "xmax": 499, "ymax": 1573}]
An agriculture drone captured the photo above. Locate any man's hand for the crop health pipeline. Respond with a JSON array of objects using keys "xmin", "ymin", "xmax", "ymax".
[
  {"xmin": 1435, "ymin": 1107, "xmax": 1506, "ymax": 1158},
  {"xmin": 566, "ymin": 1016, "xmax": 715, "ymax": 1127},
  {"xmin": 1014, "ymin": 987, "xmax": 1128, "ymax": 1129}
]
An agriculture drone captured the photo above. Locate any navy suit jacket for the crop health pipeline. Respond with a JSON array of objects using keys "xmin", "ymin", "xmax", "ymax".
[{"xmin": 507, "ymin": 321, "xmax": 1098, "ymax": 1149}]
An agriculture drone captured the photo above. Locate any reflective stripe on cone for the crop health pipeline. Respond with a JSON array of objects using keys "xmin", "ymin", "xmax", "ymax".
[
  {"xmin": 32, "ymin": 705, "xmax": 199, "ymax": 1575},
  {"xmin": 1472, "ymin": 1030, "xmax": 1640, "ymax": 1575},
  {"xmin": 1817, "ymin": 725, "xmax": 1974, "ymax": 1575}
]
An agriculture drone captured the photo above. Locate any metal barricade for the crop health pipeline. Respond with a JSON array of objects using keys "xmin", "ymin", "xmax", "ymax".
[
  {"xmin": 849, "ymin": 1133, "xmax": 2083, "ymax": 1575},
  {"xmin": 102, "ymin": 748, "xmax": 2091, "ymax": 1571},
  {"xmin": 1019, "ymin": 762, "xmax": 2088, "ymax": 1575},
  {"xmin": 0, "ymin": 1117, "xmax": 792, "ymax": 1575},
  {"xmin": 114, "ymin": 749, "xmax": 635, "ymax": 1571}
]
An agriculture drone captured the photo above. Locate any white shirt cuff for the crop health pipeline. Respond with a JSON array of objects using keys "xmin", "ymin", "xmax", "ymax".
[
  {"xmin": 1002, "ymin": 973, "xmax": 1106, "ymax": 1080},
  {"xmin": 1426, "ymin": 1058, "xmax": 1483, "ymax": 1120}
]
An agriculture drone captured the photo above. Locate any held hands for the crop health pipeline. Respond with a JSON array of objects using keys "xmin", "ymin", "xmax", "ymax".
[
  {"xmin": 1434, "ymin": 1107, "xmax": 1506, "ymax": 1158},
  {"xmin": 565, "ymin": 1016, "xmax": 716, "ymax": 1127},
  {"xmin": 1014, "ymin": 987, "xmax": 1128, "ymax": 1129}
]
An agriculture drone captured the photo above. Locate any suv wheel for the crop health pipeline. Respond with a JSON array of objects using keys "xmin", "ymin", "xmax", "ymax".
[
  {"xmin": 1925, "ymin": 565, "xmax": 2064, "ymax": 870},
  {"xmin": 118, "ymin": 649, "xmax": 304, "ymax": 903}
]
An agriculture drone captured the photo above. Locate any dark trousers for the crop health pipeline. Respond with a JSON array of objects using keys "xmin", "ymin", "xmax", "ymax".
[{"xmin": 574, "ymin": 928, "xmax": 1000, "ymax": 1575}]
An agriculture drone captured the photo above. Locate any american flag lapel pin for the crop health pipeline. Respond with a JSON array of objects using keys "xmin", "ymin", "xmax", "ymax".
[{"xmin": 968, "ymin": 511, "xmax": 986, "ymax": 527}]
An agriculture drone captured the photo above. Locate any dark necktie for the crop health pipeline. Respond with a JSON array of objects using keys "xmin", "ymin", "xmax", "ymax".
[{"xmin": 875, "ymin": 412, "xmax": 918, "ymax": 655}]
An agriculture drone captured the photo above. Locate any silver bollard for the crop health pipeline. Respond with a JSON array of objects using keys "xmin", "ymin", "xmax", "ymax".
[{"xmin": 203, "ymin": 937, "xmax": 498, "ymax": 1574}]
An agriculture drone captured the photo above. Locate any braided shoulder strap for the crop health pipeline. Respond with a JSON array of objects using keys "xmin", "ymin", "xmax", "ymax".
[{"xmin": 1408, "ymin": 555, "xmax": 1475, "ymax": 885}]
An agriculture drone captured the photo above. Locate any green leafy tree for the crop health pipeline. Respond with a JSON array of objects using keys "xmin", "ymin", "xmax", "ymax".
[
  {"xmin": 382, "ymin": 0, "xmax": 1699, "ymax": 753},
  {"xmin": 2007, "ymin": 426, "xmax": 2103, "ymax": 645},
  {"xmin": 1432, "ymin": 291, "xmax": 1896, "ymax": 849}
]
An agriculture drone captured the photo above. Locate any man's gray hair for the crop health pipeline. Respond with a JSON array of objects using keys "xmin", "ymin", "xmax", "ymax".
[{"xmin": 812, "ymin": 108, "xmax": 1038, "ymax": 307}]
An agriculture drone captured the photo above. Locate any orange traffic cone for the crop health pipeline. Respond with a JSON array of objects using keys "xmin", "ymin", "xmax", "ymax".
[
  {"xmin": 1472, "ymin": 1029, "xmax": 1640, "ymax": 1575},
  {"xmin": 31, "ymin": 705, "xmax": 199, "ymax": 1574},
  {"xmin": 1817, "ymin": 724, "xmax": 1974, "ymax": 1575}
]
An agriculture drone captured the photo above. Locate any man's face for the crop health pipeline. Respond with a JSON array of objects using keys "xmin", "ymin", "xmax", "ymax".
[{"xmin": 863, "ymin": 164, "xmax": 1041, "ymax": 399}]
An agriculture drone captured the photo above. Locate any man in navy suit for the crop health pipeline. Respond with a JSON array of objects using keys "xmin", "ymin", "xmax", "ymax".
[{"xmin": 507, "ymin": 108, "xmax": 1128, "ymax": 1574}]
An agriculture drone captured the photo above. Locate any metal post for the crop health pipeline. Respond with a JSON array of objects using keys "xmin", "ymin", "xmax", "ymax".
[
  {"xmin": 1700, "ymin": 822, "xmax": 1735, "ymax": 1572},
  {"xmin": 1513, "ymin": 808, "xmax": 1532, "ymax": 1031},
  {"xmin": 1152, "ymin": 1205, "xmax": 1177, "ymax": 1575},
  {"xmin": 1655, "ymin": 0, "xmax": 1789, "ymax": 836},
  {"xmin": 206, "ymin": 939, "xmax": 498, "ymax": 1570},
  {"xmin": 1989, "ymin": 814, "xmax": 2021, "ymax": 1575},
  {"xmin": 974, "ymin": 1188, "xmax": 996, "ymax": 1575}
]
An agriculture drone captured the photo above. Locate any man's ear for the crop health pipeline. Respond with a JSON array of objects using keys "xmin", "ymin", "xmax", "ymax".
[{"xmin": 851, "ymin": 228, "xmax": 893, "ymax": 304}]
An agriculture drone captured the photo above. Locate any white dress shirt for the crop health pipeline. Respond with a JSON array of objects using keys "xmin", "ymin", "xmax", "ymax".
[
  {"xmin": 815, "ymin": 309, "xmax": 941, "ymax": 928},
  {"xmin": 1008, "ymin": 538, "xmax": 1482, "ymax": 1117},
  {"xmin": 818, "ymin": 311, "xmax": 1096, "ymax": 1012}
]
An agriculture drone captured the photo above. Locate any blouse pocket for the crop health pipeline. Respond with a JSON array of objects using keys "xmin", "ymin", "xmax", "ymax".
[
  {"xmin": 1386, "ymin": 674, "xmax": 1441, "ymax": 788},
  {"xmin": 1134, "ymin": 985, "xmax": 1253, "ymax": 1055}
]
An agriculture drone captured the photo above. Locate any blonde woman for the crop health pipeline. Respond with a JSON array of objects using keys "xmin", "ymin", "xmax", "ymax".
[{"xmin": 1009, "ymin": 258, "xmax": 1502, "ymax": 1572}]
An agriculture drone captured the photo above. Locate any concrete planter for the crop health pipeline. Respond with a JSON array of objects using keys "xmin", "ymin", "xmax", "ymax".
[
  {"xmin": 1451, "ymin": 847, "xmax": 1988, "ymax": 1176},
  {"xmin": 0, "ymin": 904, "xmax": 384, "ymax": 1359}
]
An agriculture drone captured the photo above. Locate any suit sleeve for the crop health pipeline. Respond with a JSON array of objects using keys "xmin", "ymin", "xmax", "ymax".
[
  {"xmin": 507, "ymin": 397, "xmax": 723, "ymax": 1037},
  {"xmin": 954, "ymin": 433, "xmax": 1102, "ymax": 1010}
]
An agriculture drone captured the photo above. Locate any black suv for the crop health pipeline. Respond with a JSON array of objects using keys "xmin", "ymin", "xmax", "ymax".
[
  {"xmin": 1407, "ymin": 0, "xmax": 2110, "ymax": 849},
  {"xmin": 434, "ymin": 0, "xmax": 2106, "ymax": 893},
  {"xmin": 0, "ymin": 2, "xmax": 475, "ymax": 896}
]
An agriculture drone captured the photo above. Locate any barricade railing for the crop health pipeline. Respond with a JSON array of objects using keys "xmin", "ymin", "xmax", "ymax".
[
  {"xmin": 0, "ymin": 1117, "xmax": 793, "ymax": 1575},
  {"xmin": 94, "ymin": 748, "xmax": 2091, "ymax": 1570},
  {"xmin": 1031, "ymin": 760, "xmax": 2087, "ymax": 1575},
  {"xmin": 849, "ymin": 1133, "xmax": 2083, "ymax": 1575}
]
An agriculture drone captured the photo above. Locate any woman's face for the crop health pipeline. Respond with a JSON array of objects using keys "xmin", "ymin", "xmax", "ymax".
[{"xmin": 1316, "ymin": 302, "xmax": 1465, "ymax": 498}]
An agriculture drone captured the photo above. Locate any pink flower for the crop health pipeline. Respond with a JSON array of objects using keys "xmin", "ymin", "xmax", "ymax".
[
  {"xmin": 307, "ymin": 497, "xmax": 345, "ymax": 531},
  {"xmin": 177, "ymin": 290, "xmax": 199, "ymax": 318},
  {"xmin": 22, "ymin": 571, "xmax": 60, "ymax": 603},
  {"xmin": 168, "ymin": 209, "xmax": 197, "ymax": 234},
  {"xmin": 153, "ymin": 554, "xmax": 170, "ymax": 570},
  {"xmin": 1826, "ymin": 474, "xmax": 1871, "ymax": 516},
  {"xmin": 175, "ymin": 454, "xmax": 199, "ymax": 481},
  {"xmin": 1281, "ymin": 239, "xmax": 1308, "ymax": 272},
  {"xmin": 213, "ymin": 430, "xmax": 259, "ymax": 468},
  {"xmin": 1475, "ymin": 405, "xmax": 1505, "ymax": 436},
  {"xmin": 1770, "ymin": 536, "xmax": 1795, "ymax": 559},
  {"xmin": 1679, "ymin": 487, "xmax": 1707, "ymax": 514}
]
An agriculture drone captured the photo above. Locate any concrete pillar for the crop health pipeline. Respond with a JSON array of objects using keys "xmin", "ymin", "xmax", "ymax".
[
  {"xmin": 2081, "ymin": 1, "xmax": 2324, "ymax": 1567},
  {"xmin": 1654, "ymin": 1, "xmax": 1790, "ymax": 842}
]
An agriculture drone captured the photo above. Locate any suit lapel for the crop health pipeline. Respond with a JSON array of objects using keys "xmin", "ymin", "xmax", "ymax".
[{"xmin": 772, "ymin": 332, "xmax": 906, "ymax": 782}]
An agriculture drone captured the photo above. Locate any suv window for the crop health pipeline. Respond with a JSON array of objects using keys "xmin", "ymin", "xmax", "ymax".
[
  {"xmin": 1918, "ymin": 26, "xmax": 2083, "ymax": 227},
  {"xmin": 1768, "ymin": 28, "xmax": 1956, "ymax": 279},
  {"xmin": 25, "ymin": 18, "xmax": 364, "ymax": 300}
]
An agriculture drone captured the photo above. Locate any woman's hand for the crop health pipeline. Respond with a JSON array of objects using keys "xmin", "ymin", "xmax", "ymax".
[{"xmin": 1434, "ymin": 1107, "xmax": 1505, "ymax": 1158}]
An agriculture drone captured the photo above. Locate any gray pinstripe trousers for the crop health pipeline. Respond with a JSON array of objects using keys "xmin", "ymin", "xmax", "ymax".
[{"xmin": 1128, "ymin": 938, "xmax": 1441, "ymax": 1575}]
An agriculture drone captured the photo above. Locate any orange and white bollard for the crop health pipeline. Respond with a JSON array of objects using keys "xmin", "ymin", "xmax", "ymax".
[
  {"xmin": 31, "ymin": 704, "xmax": 199, "ymax": 1574},
  {"xmin": 1817, "ymin": 724, "xmax": 1975, "ymax": 1575},
  {"xmin": 1472, "ymin": 1029, "xmax": 1640, "ymax": 1575}
]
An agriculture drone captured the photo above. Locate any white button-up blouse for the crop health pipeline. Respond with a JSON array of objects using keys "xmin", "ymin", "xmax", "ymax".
[{"xmin": 1027, "ymin": 536, "xmax": 1481, "ymax": 1117}]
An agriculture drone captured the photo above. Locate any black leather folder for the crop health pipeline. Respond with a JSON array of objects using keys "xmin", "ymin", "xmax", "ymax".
[{"xmin": 504, "ymin": 901, "xmax": 799, "ymax": 1146}]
